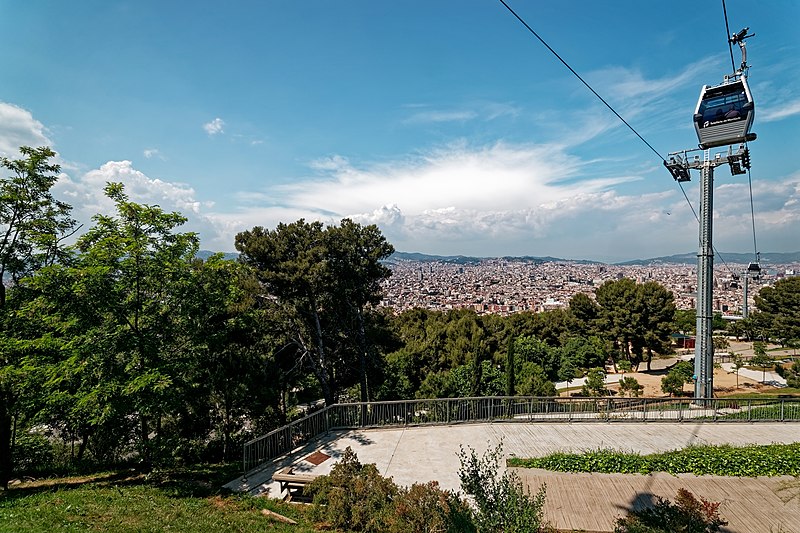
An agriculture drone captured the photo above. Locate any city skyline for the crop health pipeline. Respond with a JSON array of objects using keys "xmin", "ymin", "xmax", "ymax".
[{"xmin": 1, "ymin": 1, "xmax": 798, "ymax": 262}]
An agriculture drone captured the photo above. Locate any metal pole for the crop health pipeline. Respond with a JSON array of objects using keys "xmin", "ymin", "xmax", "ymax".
[
  {"xmin": 694, "ymin": 157, "xmax": 715, "ymax": 399},
  {"xmin": 743, "ymin": 271, "xmax": 749, "ymax": 318}
]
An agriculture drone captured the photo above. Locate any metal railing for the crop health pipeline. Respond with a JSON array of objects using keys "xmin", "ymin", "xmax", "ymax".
[{"xmin": 242, "ymin": 396, "xmax": 800, "ymax": 474}]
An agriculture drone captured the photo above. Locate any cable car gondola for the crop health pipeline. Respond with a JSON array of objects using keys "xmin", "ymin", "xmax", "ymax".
[
  {"xmin": 693, "ymin": 28, "xmax": 756, "ymax": 149},
  {"xmin": 693, "ymin": 76, "xmax": 755, "ymax": 149}
]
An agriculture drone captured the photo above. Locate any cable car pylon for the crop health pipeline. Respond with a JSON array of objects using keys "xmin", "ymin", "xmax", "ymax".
[{"xmin": 664, "ymin": 27, "xmax": 756, "ymax": 402}]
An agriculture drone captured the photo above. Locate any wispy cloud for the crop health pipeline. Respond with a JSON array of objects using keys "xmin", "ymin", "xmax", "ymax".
[
  {"xmin": 401, "ymin": 101, "xmax": 522, "ymax": 126},
  {"xmin": 759, "ymin": 98, "xmax": 800, "ymax": 122},
  {"xmin": 403, "ymin": 109, "xmax": 478, "ymax": 124},
  {"xmin": 203, "ymin": 117, "xmax": 225, "ymax": 136},
  {"xmin": 143, "ymin": 148, "xmax": 163, "ymax": 159}
]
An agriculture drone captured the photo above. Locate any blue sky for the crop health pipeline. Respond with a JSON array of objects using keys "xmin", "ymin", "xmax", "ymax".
[{"xmin": 1, "ymin": 0, "xmax": 798, "ymax": 262}]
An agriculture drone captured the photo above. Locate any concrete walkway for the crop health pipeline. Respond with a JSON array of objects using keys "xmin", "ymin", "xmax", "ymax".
[
  {"xmin": 720, "ymin": 362, "xmax": 787, "ymax": 387},
  {"xmin": 227, "ymin": 422, "xmax": 800, "ymax": 532}
]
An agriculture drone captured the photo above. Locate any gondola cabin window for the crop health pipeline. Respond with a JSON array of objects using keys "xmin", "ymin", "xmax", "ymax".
[{"xmin": 697, "ymin": 88, "xmax": 748, "ymax": 127}]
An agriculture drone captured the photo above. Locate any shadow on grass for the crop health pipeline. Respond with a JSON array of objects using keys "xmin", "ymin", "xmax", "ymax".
[{"xmin": 1, "ymin": 462, "xmax": 242, "ymax": 501}]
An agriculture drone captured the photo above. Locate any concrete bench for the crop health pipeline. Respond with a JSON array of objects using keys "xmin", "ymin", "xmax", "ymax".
[{"xmin": 272, "ymin": 466, "xmax": 318, "ymax": 501}]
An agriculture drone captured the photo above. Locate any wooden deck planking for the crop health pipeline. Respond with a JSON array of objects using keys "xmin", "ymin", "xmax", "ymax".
[{"xmin": 514, "ymin": 468, "xmax": 800, "ymax": 533}]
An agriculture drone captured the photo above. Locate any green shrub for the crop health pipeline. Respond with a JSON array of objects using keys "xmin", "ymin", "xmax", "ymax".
[
  {"xmin": 615, "ymin": 488, "xmax": 726, "ymax": 533},
  {"xmin": 386, "ymin": 481, "xmax": 475, "ymax": 533},
  {"xmin": 508, "ymin": 443, "xmax": 800, "ymax": 477},
  {"xmin": 458, "ymin": 442, "xmax": 553, "ymax": 533},
  {"xmin": 308, "ymin": 447, "xmax": 477, "ymax": 532},
  {"xmin": 582, "ymin": 367, "xmax": 607, "ymax": 396},
  {"xmin": 11, "ymin": 431, "xmax": 55, "ymax": 473},
  {"xmin": 660, "ymin": 371, "xmax": 685, "ymax": 396},
  {"xmin": 307, "ymin": 447, "xmax": 398, "ymax": 532}
]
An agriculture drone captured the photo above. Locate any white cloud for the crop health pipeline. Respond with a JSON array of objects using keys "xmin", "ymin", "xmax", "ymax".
[
  {"xmin": 203, "ymin": 117, "xmax": 225, "ymax": 136},
  {"xmin": 403, "ymin": 110, "xmax": 478, "ymax": 124},
  {"xmin": 52, "ymin": 161, "xmax": 237, "ymax": 251},
  {"xmin": 759, "ymin": 98, "xmax": 800, "ymax": 122},
  {"xmin": 143, "ymin": 148, "xmax": 161, "ymax": 159},
  {"xmin": 0, "ymin": 102, "xmax": 53, "ymax": 157}
]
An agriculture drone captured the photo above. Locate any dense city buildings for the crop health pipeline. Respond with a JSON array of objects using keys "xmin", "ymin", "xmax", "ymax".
[{"xmin": 379, "ymin": 257, "xmax": 800, "ymax": 316}]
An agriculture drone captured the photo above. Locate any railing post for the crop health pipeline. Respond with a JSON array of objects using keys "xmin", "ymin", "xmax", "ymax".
[
  {"xmin": 781, "ymin": 400, "xmax": 784, "ymax": 422},
  {"xmin": 748, "ymin": 399, "xmax": 752, "ymax": 422}
]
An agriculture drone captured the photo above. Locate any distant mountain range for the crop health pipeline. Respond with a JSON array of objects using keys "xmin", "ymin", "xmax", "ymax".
[
  {"xmin": 199, "ymin": 250, "xmax": 800, "ymax": 266},
  {"xmin": 387, "ymin": 251, "xmax": 601, "ymax": 265},
  {"xmin": 388, "ymin": 251, "xmax": 800, "ymax": 266},
  {"xmin": 196, "ymin": 250, "xmax": 239, "ymax": 261},
  {"xmin": 616, "ymin": 251, "xmax": 800, "ymax": 266}
]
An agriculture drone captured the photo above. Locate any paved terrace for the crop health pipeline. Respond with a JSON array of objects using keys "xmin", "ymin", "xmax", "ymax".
[{"xmin": 227, "ymin": 422, "xmax": 800, "ymax": 533}]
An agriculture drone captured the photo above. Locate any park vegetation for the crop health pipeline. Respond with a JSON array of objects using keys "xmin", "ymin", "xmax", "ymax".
[
  {"xmin": 2, "ymin": 145, "xmax": 799, "ymax": 491},
  {"xmin": 507, "ymin": 442, "xmax": 800, "ymax": 477}
]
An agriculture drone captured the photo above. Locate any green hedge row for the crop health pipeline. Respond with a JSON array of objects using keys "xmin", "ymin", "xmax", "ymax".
[{"xmin": 508, "ymin": 443, "xmax": 800, "ymax": 477}]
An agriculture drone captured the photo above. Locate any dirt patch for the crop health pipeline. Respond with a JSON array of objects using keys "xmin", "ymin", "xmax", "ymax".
[
  {"xmin": 607, "ymin": 366, "xmax": 764, "ymax": 398},
  {"xmin": 207, "ymin": 495, "xmax": 236, "ymax": 511}
]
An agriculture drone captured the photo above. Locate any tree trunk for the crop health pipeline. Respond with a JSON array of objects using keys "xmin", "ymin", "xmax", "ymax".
[
  {"xmin": 311, "ymin": 309, "xmax": 335, "ymax": 406},
  {"xmin": 355, "ymin": 307, "xmax": 369, "ymax": 404},
  {"xmin": 140, "ymin": 417, "xmax": 152, "ymax": 472},
  {"xmin": 77, "ymin": 430, "xmax": 89, "ymax": 461},
  {"xmin": 0, "ymin": 391, "xmax": 12, "ymax": 490}
]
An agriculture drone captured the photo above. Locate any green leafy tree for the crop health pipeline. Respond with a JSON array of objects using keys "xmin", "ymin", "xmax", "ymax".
[
  {"xmin": 731, "ymin": 354, "xmax": 744, "ymax": 389},
  {"xmin": 618, "ymin": 376, "xmax": 643, "ymax": 398},
  {"xmin": 596, "ymin": 279, "xmax": 675, "ymax": 372},
  {"xmin": 1, "ymin": 146, "xmax": 77, "ymax": 489},
  {"xmin": 671, "ymin": 360, "xmax": 695, "ymax": 383},
  {"xmin": 236, "ymin": 219, "xmax": 393, "ymax": 406},
  {"xmin": 27, "ymin": 182, "xmax": 199, "ymax": 466},
  {"xmin": 567, "ymin": 292, "xmax": 600, "ymax": 336},
  {"xmin": 181, "ymin": 255, "xmax": 283, "ymax": 459},
  {"xmin": 712, "ymin": 336, "xmax": 730, "ymax": 354},
  {"xmin": 638, "ymin": 281, "xmax": 677, "ymax": 371},
  {"xmin": 557, "ymin": 335, "xmax": 608, "ymax": 372},
  {"xmin": 505, "ymin": 337, "xmax": 516, "ymax": 396},
  {"xmin": 673, "ymin": 309, "xmax": 696, "ymax": 335},
  {"xmin": 596, "ymin": 278, "xmax": 641, "ymax": 370},
  {"xmin": 754, "ymin": 277, "xmax": 800, "ymax": 344},
  {"xmin": 582, "ymin": 367, "xmax": 607, "ymax": 396},
  {"xmin": 617, "ymin": 360, "xmax": 633, "ymax": 373},
  {"xmin": 517, "ymin": 363, "xmax": 556, "ymax": 397},
  {"xmin": 750, "ymin": 342, "xmax": 771, "ymax": 384},
  {"xmin": 661, "ymin": 372, "xmax": 686, "ymax": 396},
  {"xmin": 324, "ymin": 219, "xmax": 394, "ymax": 403},
  {"xmin": 557, "ymin": 359, "xmax": 577, "ymax": 388},
  {"xmin": 513, "ymin": 335, "xmax": 558, "ymax": 380}
]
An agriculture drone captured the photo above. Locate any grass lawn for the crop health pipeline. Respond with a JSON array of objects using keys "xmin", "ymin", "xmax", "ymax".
[{"xmin": 0, "ymin": 466, "xmax": 325, "ymax": 533}]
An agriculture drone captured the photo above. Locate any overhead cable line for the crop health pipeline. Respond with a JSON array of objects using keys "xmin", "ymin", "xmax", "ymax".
[
  {"xmin": 722, "ymin": 0, "xmax": 738, "ymax": 74},
  {"xmin": 497, "ymin": 0, "xmax": 737, "ymax": 274},
  {"xmin": 723, "ymin": 0, "xmax": 760, "ymax": 265},
  {"xmin": 746, "ymin": 155, "xmax": 759, "ymax": 261},
  {"xmin": 497, "ymin": 0, "xmax": 664, "ymax": 163}
]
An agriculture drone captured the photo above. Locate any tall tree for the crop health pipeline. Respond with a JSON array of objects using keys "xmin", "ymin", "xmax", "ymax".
[
  {"xmin": 754, "ymin": 277, "xmax": 800, "ymax": 344},
  {"xmin": 28, "ymin": 182, "xmax": 200, "ymax": 466},
  {"xmin": 324, "ymin": 219, "xmax": 394, "ymax": 403},
  {"xmin": 236, "ymin": 218, "xmax": 393, "ymax": 406},
  {"xmin": 638, "ymin": 281, "xmax": 677, "ymax": 371},
  {"xmin": 596, "ymin": 278, "xmax": 675, "ymax": 371},
  {"xmin": 568, "ymin": 292, "xmax": 600, "ymax": 336},
  {"xmin": 595, "ymin": 278, "xmax": 641, "ymax": 368},
  {"xmin": 1, "ymin": 146, "xmax": 76, "ymax": 489},
  {"xmin": 180, "ymin": 255, "xmax": 283, "ymax": 460}
]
